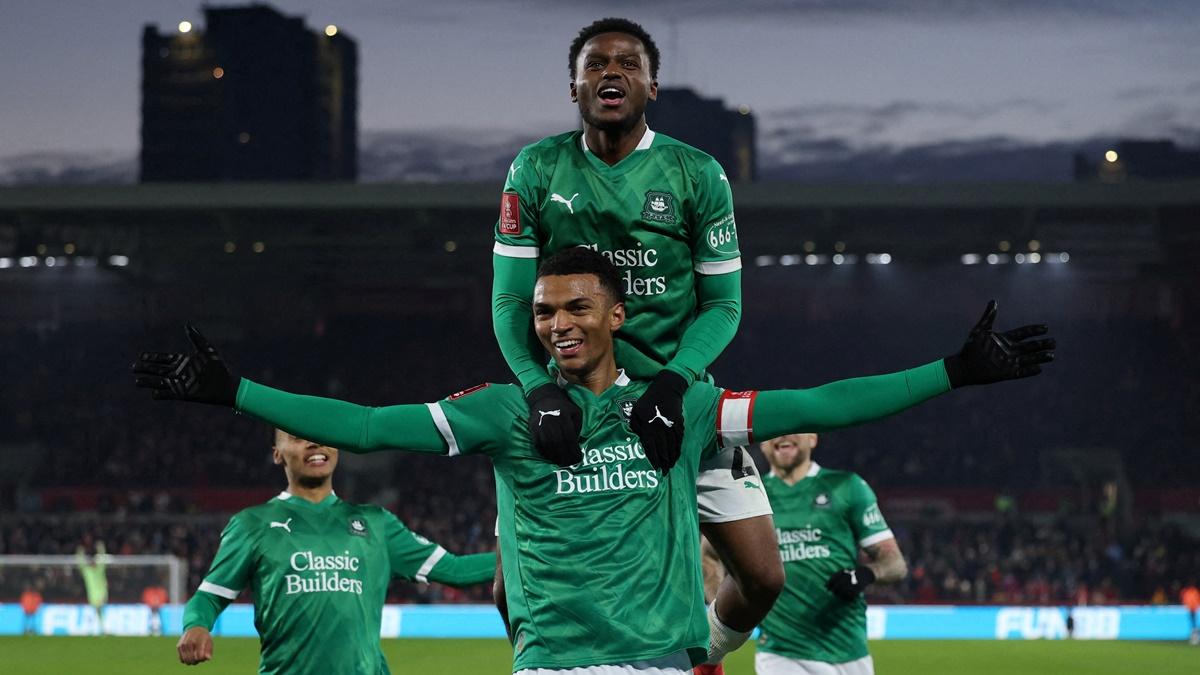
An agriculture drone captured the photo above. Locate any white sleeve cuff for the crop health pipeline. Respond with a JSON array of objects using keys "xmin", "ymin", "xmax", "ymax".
[
  {"xmin": 694, "ymin": 258, "xmax": 742, "ymax": 275},
  {"xmin": 198, "ymin": 581, "xmax": 239, "ymax": 600},
  {"xmin": 493, "ymin": 242, "xmax": 540, "ymax": 259},
  {"xmin": 859, "ymin": 529, "xmax": 895, "ymax": 549}
]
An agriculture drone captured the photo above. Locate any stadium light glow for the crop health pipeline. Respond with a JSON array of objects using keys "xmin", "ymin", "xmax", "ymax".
[
  {"xmin": 36, "ymin": 243, "xmax": 47, "ymax": 255},
  {"xmin": 19, "ymin": 256, "xmax": 38, "ymax": 268},
  {"xmin": 213, "ymin": 67, "xmax": 225, "ymax": 79},
  {"xmin": 178, "ymin": 21, "xmax": 193, "ymax": 33},
  {"xmin": 444, "ymin": 240, "xmax": 457, "ymax": 252},
  {"xmin": 1029, "ymin": 252, "xmax": 1042, "ymax": 263},
  {"xmin": 1105, "ymin": 150, "xmax": 1119, "ymax": 163},
  {"xmin": 253, "ymin": 241, "xmax": 266, "ymax": 253},
  {"xmin": 0, "ymin": 257, "xmax": 12, "ymax": 269},
  {"xmin": 1028, "ymin": 239, "xmax": 1041, "ymax": 252},
  {"xmin": 74, "ymin": 257, "xmax": 98, "ymax": 267},
  {"xmin": 754, "ymin": 255, "xmax": 776, "ymax": 267},
  {"xmin": 961, "ymin": 254, "xmax": 981, "ymax": 265},
  {"xmin": 834, "ymin": 241, "xmax": 846, "ymax": 253},
  {"xmin": 224, "ymin": 242, "xmax": 236, "ymax": 253},
  {"xmin": 832, "ymin": 254, "xmax": 844, "ymax": 265},
  {"xmin": 45, "ymin": 256, "xmax": 57, "ymax": 267},
  {"xmin": 780, "ymin": 254, "xmax": 801, "ymax": 266},
  {"xmin": 238, "ymin": 132, "xmax": 251, "ymax": 144},
  {"xmin": 803, "ymin": 240, "xmax": 816, "ymax": 253},
  {"xmin": 108, "ymin": 255, "xmax": 129, "ymax": 267},
  {"xmin": 998, "ymin": 240, "xmax": 1011, "ymax": 252},
  {"xmin": 738, "ymin": 104, "xmax": 751, "ymax": 115},
  {"xmin": 325, "ymin": 24, "xmax": 338, "ymax": 37},
  {"xmin": 1059, "ymin": 252, "xmax": 1070, "ymax": 263},
  {"xmin": 64, "ymin": 243, "xmax": 76, "ymax": 254},
  {"xmin": 1014, "ymin": 253, "xmax": 1027, "ymax": 264},
  {"xmin": 878, "ymin": 253, "xmax": 891, "ymax": 265}
]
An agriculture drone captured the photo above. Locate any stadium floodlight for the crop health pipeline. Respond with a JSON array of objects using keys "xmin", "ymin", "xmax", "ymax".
[
  {"xmin": 779, "ymin": 254, "xmax": 801, "ymax": 266},
  {"xmin": 1028, "ymin": 239, "xmax": 1041, "ymax": 252},
  {"xmin": 1029, "ymin": 252, "xmax": 1042, "ymax": 264},
  {"xmin": 803, "ymin": 240, "xmax": 816, "ymax": 253},
  {"xmin": 108, "ymin": 255, "xmax": 129, "ymax": 267},
  {"xmin": 1105, "ymin": 150, "xmax": 1119, "ymax": 163},
  {"xmin": 19, "ymin": 256, "xmax": 37, "ymax": 268},
  {"xmin": 986, "ymin": 254, "xmax": 1000, "ymax": 265},
  {"xmin": 325, "ymin": 24, "xmax": 338, "ymax": 37},
  {"xmin": 178, "ymin": 21, "xmax": 192, "ymax": 33},
  {"xmin": 45, "ymin": 257, "xmax": 57, "ymax": 268},
  {"xmin": 961, "ymin": 254, "xmax": 981, "ymax": 265},
  {"xmin": 1015, "ymin": 253, "xmax": 1027, "ymax": 264},
  {"xmin": 832, "ymin": 254, "xmax": 845, "ymax": 265},
  {"xmin": 0, "ymin": 257, "xmax": 11, "ymax": 269},
  {"xmin": 878, "ymin": 253, "xmax": 891, "ymax": 265},
  {"xmin": 754, "ymin": 255, "xmax": 776, "ymax": 267},
  {"xmin": 1059, "ymin": 252, "xmax": 1070, "ymax": 263}
]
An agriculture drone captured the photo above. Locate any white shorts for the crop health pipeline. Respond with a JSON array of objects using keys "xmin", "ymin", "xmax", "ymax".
[
  {"xmin": 697, "ymin": 446, "xmax": 773, "ymax": 524},
  {"xmin": 756, "ymin": 652, "xmax": 874, "ymax": 675},
  {"xmin": 514, "ymin": 649, "xmax": 692, "ymax": 675}
]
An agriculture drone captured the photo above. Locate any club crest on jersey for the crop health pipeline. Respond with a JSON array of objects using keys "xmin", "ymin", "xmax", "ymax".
[
  {"xmin": 641, "ymin": 191, "xmax": 677, "ymax": 224},
  {"xmin": 348, "ymin": 517, "xmax": 369, "ymax": 537},
  {"xmin": 616, "ymin": 397, "xmax": 637, "ymax": 422},
  {"xmin": 814, "ymin": 493, "xmax": 831, "ymax": 508}
]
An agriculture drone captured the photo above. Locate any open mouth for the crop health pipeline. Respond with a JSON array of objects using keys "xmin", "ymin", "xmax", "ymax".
[
  {"xmin": 305, "ymin": 453, "xmax": 329, "ymax": 467},
  {"xmin": 554, "ymin": 338, "xmax": 583, "ymax": 357},
  {"xmin": 598, "ymin": 85, "xmax": 626, "ymax": 107}
]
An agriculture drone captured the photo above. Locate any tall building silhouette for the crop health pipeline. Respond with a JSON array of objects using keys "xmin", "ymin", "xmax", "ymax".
[
  {"xmin": 141, "ymin": 4, "xmax": 357, "ymax": 182},
  {"xmin": 646, "ymin": 88, "xmax": 756, "ymax": 182}
]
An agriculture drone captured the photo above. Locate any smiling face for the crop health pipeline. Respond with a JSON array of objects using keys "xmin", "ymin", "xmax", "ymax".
[
  {"xmin": 761, "ymin": 433, "xmax": 818, "ymax": 475},
  {"xmin": 273, "ymin": 430, "xmax": 338, "ymax": 489},
  {"xmin": 533, "ymin": 272, "xmax": 625, "ymax": 380},
  {"xmin": 571, "ymin": 32, "xmax": 657, "ymax": 133}
]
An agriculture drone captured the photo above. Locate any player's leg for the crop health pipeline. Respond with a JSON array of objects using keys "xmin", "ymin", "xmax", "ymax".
[{"xmin": 696, "ymin": 446, "xmax": 784, "ymax": 663}]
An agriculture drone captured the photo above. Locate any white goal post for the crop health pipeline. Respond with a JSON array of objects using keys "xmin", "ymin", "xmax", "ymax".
[{"xmin": 0, "ymin": 554, "xmax": 187, "ymax": 604}]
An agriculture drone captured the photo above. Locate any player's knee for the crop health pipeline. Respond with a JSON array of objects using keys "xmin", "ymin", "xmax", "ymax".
[{"xmin": 737, "ymin": 555, "xmax": 784, "ymax": 605}]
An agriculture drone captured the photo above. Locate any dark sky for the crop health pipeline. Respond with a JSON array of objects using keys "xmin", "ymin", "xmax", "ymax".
[{"xmin": 3, "ymin": 0, "xmax": 1198, "ymax": 157}]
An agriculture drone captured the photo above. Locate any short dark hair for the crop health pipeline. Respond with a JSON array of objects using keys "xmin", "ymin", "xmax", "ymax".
[
  {"xmin": 568, "ymin": 17, "xmax": 660, "ymax": 80},
  {"xmin": 537, "ymin": 247, "xmax": 626, "ymax": 305}
]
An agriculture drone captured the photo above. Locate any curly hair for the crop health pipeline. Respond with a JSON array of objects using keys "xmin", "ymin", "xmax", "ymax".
[{"xmin": 568, "ymin": 17, "xmax": 660, "ymax": 80}]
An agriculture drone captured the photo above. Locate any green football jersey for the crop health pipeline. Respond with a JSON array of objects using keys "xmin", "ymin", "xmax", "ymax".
[
  {"xmin": 427, "ymin": 374, "xmax": 750, "ymax": 671},
  {"xmin": 196, "ymin": 493, "xmax": 454, "ymax": 675},
  {"xmin": 495, "ymin": 129, "xmax": 740, "ymax": 378},
  {"xmin": 757, "ymin": 463, "xmax": 894, "ymax": 664}
]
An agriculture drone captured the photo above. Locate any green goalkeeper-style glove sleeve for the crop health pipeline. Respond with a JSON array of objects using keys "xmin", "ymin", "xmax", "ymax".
[
  {"xmin": 629, "ymin": 369, "xmax": 688, "ymax": 472},
  {"xmin": 826, "ymin": 565, "xmax": 876, "ymax": 600},
  {"xmin": 525, "ymin": 383, "xmax": 584, "ymax": 467},
  {"xmin": 132, "ymin": 324, "xmax": 239, "ymax": 406},
  {"xmin": 942, "ymin": 300, "xmax": 1056, "ymax": 388}
]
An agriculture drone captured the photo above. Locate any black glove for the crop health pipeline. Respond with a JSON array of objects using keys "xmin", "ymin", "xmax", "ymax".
[
  {"xmin": 826, "ymin": 565, "xmax": 876, "ymax": 600},
  {"xmin": 629, "ymin": 370, "xmax": 688, "ymax": 472},
  {"xmin": 943, "ymin": 300, "xmax": 1055, "ymax": 388},
  {"xmin": 525, "ymin": 383, "xmax": 584, "ymax": 467},
  {"xmin": 132, "ymin": 324, "xmax": 239, "ymax": 406}
]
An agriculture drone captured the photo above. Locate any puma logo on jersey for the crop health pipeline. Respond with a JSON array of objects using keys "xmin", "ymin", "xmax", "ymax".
[
  {"xmin": 650, "ymin": 406, "xmax": 675, "ymax": 428},
  {"xmin": 551, "ymin": 193, "xmax": 580, "ymax": 214},
  {"xmin": 848, "ymin": 569, "xmax": 859, "ymax": 585},
  {"xmin": 743, "ymin": 481, "xmax": 760, "ymax": 490},
  {"xmin": 538, "ymin": 409, "xmax": 561, "ymax": 426},
  {"xmin": 270, "ymin": 518, "xmax": 293, "ymax": 533}
]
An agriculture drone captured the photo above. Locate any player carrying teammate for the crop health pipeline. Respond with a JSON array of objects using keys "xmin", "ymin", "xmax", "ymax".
[
  {"xmin": 755, "ymin": 433, "xmax": 906, "ymax": 675},
  {"xmin": 175, "ymin": 429, "xmax": 496, "ymax": 673},
  {"xmin": 491, "ymin": 18, "xmax": 775, "ymax": 667},
  {"xmin": 135, "ymin": 248, "xmax": 1055, "ymax": 675}
]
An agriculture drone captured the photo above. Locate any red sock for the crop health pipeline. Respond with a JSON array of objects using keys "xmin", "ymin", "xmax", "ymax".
[{"xmin": 694, "ymin": 664, "xmax": 725, "ymax": 675}]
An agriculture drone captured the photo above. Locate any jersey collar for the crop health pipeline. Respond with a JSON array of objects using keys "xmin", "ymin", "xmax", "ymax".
[
  {"xmin": 556, "ymin": 368, "xmax": 630, "ymax": 388},
  {"xmin": 276, "ymin": 490, "xmax": 339, "ymax": 508},
  {"xmin": 580, "ymin": 127, "xmax": 656, "ymax": 154},
  {"xmin": 806, "ymin": 461, "xmax": 821, "ymax": 477}
]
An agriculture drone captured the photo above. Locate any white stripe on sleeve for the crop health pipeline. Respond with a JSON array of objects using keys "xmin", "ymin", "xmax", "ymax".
[
  {"xmin": 493, "ymin": 242, "xmax": 540, "ymax": 259},
  {"xmin": 694, "ymin": 258, "xmax": 742, "ymax": 275},
  {"xmin": 198, "ymin": 580, "xmax": 239, "ymax": 600},
  {"xmin": 859, "ymin": 529, "xmax": 895, "ymax": 549},
  {"xmin": 415, "ymin": 546, "xmax": 448, "ymax": 583},
  {"xmin": 425, "ymin": 403, "xmax": 460, "ymax": 456}
]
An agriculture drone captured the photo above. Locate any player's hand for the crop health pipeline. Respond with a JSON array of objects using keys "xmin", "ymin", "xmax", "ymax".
[
  {"xmin": 525, "ymin": 383, "xmax": 584, "ymax": 466},
  {"xmin": 630, "ymin": 370, "xmax": 688, "ymax": 472},
  {"xmin": 177, "ymin": 626, "xmax": 214, "ymax": 665},
  {"xmin": 132, "ymin": 324, "xmax": 239, "ymax": 406},
  {"xmin": 825, "ymin": 565, "xmax": 876, "ymax": 600},
  {"xmin": 943, "ymin": 300, "xmax": 1055, "ymax": 388}
]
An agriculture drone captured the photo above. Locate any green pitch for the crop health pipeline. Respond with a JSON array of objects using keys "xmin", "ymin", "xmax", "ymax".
[{"xmin": 1, "ymin": 636, "xmax": 1194, "ymax": 674}]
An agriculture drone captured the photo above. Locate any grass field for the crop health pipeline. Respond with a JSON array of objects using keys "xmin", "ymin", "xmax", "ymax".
[{"xmin": 0, "ymin": 636, "xmax": 1195, "ymax": 674}]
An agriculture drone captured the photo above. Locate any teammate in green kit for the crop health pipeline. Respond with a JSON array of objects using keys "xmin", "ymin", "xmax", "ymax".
[
  {"xmin": 491, "ymin": 18, "xmax": 777, "ymax": 667},
  {"xmin": 174, "ymin": 429, "xmax": 496, "ymax": 674},
  {"xmin": 756, "ymin": 433, "xmax": 907, "ymax": 675},
  {"xmin": 135, "ymin": 248, "xmax": 1054, "ymax": 674}
]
